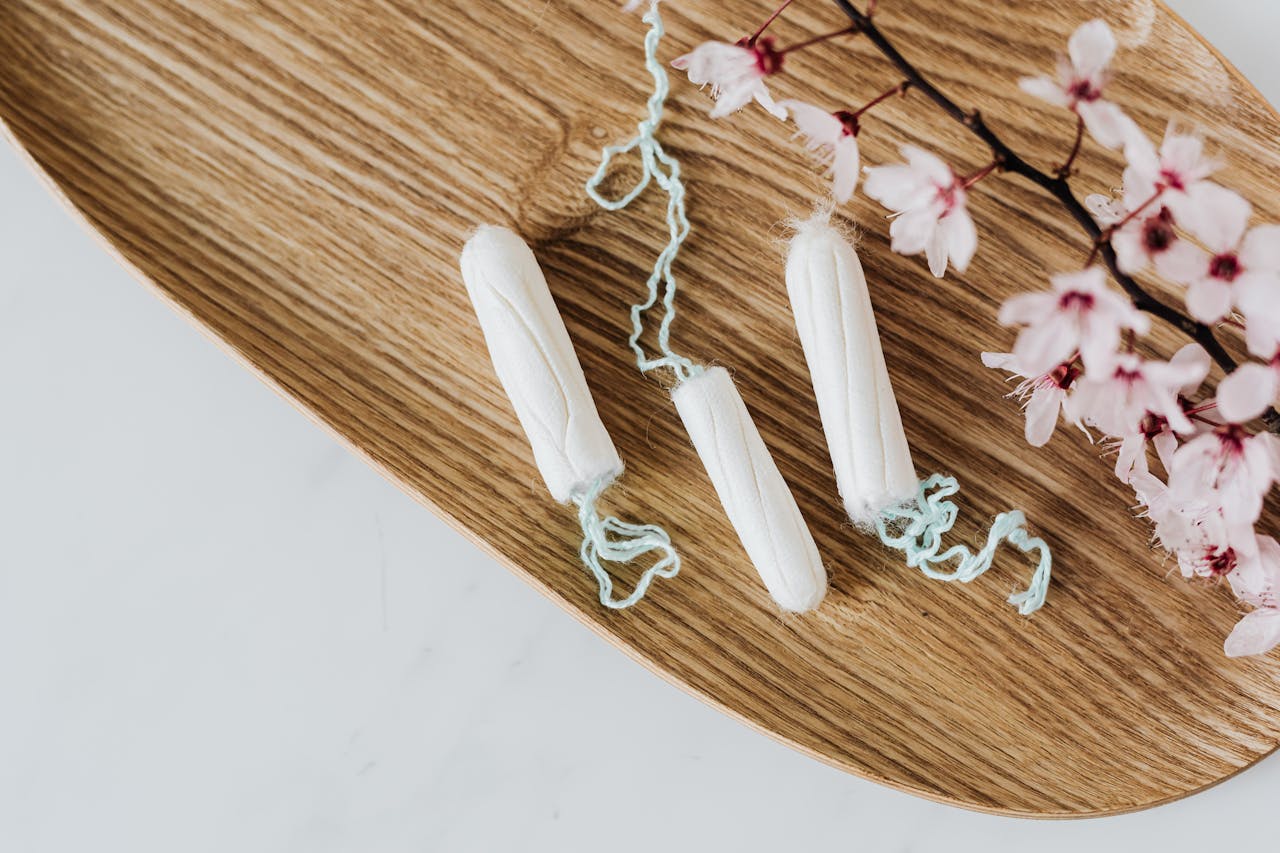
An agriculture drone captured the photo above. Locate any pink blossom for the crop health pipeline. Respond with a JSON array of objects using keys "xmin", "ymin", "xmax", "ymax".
[
  {"xmin": 1168, "ymin": 411, "xmax": 1279, "ymax": 527},
  {"xmin": 1110, "ymin": 205, "xmax": 1201, "ymax": 277},
  {"xmin": 1122, "ymin": 127, "xmax": 1220, "ymax": 222},
  {"xmin": 1110, "ymin": 414, "xmax": 1179, "ymax": 482},
  {"xmin": 863, "ymin": 146, "xmax": 977, "ymax": 278},
  {"xmin": 1130, "ymin": 471, "xmax": 1206, "ymax": 553},
  {"xmin": 1172, "ymin": 507, "xmax": 1252, "ymax": 582},
  {"xmin": 981, "ymin": 352, "xmax": 1081, "ymax": 447},
  {"xmin": 1066, "ymin": 351, "xmax": 1206, "ymax": 437},
  {"xmin": 1018, "ymin": 20, "xmax": 1137, "ymax": 149},
  {"xmin": 1224, "ymin": 536, "xmax": 1280, "ymax": 657},
  {"xmin": 1157, "ymin": 187, "xmax": 1280, "ymax": 324},
  {"xmin": 1108, "ymin": 345, "xmax": 1210, "ymax": 481},
  {"xmin": 672, "ymin": 39, "xmax": 787, "ymax": 119},
  {"xmin": 998, "ymin": 266, "xmax": 1149, "ymax": 375},
  {"xmin": 1228, "ymin": 536, "xmax": 1280, "ymax": 605},
  {"xmin": 779, "ymin": 101, "xmax": 860, "ymax": 203}
]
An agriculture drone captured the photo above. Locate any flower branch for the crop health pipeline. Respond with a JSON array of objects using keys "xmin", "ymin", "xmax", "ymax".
[{"xmin": 831, "ymin": 0, "xmax": 1240, "ymax": 375}]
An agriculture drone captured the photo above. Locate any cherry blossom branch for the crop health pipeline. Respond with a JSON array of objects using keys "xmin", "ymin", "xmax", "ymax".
[{"xmin": 831, "ymin": 0, "xmax": 1240, "ymax": 374}]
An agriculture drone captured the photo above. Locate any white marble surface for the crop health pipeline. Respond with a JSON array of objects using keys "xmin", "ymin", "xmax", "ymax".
[{"xmin": 3, "ymin": 2, "xmax": 1280, "ymax": 849}]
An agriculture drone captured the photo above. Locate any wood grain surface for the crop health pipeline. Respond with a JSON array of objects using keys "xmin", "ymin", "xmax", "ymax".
[{"xmin": 3, "ymin": 0, "xmax": 1279, "ymax": 817}]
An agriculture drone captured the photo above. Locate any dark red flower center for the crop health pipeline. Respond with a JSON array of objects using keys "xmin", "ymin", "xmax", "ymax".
[
  {"xmin": 1205, "ymin": 547, "xmax": 1237, "ymax": 577},
  {"xmin": 1142, "ymin": 208, "xmax": 1176, "ymax": 254},
  {"xmin": 1050, "ymin": 361, "xmax": 1080, "ymax": 390},
  {"xmin": 932, "ymin": 180, "xmax": 963, "ymax": 217},
  {"xmin": 1210, "ymin": 252, "xmax": 1241, "ymax": 281},
  {"xmin": 1069, "ymin": 79, "xmax": 1100, "ymax": 102},
  {"xmin": 1159, "ymin": 168, "xmax": 1185, "ymax": 192},
  {"xmin": 1113, "ymin": 364, "xmax": 1141, "ymax": 386},
  {"xmin": 833, "ymin": 110, "xmax": 860, "ymax": 137},
  {"xmin": 1058, "ymin": 290, "xmax": 1095, "ymax": 312},
  {"xmin": 752, "ymin": 37, "xmax": 785, "ymax": 75},
  {"xmin": 1219, "ymin": 422, "xmax": 1249, "ymax": 451},
  {"xmin": 1140, "ymin": 412, "xmax": 1169, "ymax": 440}
]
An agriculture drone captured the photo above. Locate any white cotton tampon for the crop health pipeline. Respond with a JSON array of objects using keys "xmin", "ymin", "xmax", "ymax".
[
  {"xmin": 672, "ymin": 367, "xmax": 827, "ymax": 612},
  {"xmin": 460, "ymin": 225, "xmax": 622, "ymax": 503},
  {"xmin": 786, "ymin": 214, "xmax": 917, "ymax": 525}
]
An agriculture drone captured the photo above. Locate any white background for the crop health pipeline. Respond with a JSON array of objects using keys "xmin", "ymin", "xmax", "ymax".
[{"xmin": 3, "ymin": 2, "xmax": 1279, "ymax": 850}]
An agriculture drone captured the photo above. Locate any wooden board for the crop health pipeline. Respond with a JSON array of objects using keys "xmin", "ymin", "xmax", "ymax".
[{"xmin": 3, "ymin": 0, "xmax": 1279, "ymax": 817}]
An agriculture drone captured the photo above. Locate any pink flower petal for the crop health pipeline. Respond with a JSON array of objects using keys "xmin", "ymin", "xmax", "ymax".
[
  {"xmin": 1228, "ymin": 535, "xmax": 1280, "ymax": 607},
  {"xmin": 902, "ymin": 145, "xmax": 952, "ymax": 186},
  {"xmin": 998, "ymin": 291, "xmax": 1054, "ymax": 326},
  {"xmin": 1179, "ymin": 184, "xmax": 1251, "ymax": 253},
  {"xmin": 1013, "ymin": 314, "xmax": 1076, "ymax": 377},
  {"xmin": 783, "ymin": 100, "xmax": 841, "ymax": 146},
  {"xmin": 925, "ymin": 221, "xmax": 950, "ymax": 278},
  {"xmin": 1018, "ymin": 75, "xmax": 1070, "ymax": 107},
  {"xmin": 1153, "ymin": 430, "xmax": 1178, "ymax": 472},
  {"xmin": 863, "ymin": 164, "xmax": 921, "ymax": 211},
  {"xmin": 887, "ymin": 207, "xmax": 935, "ymax": 256},
  {"xmin": 752, "ymin": 88, "xmax": 789, "ymax": 121},
  {"xmin": 1240, "ymin": 223, "xmax": 1280, "ymax": 274},
  {"xmin": 831, "ymin": 135, "xmax": 860, "ymax": 203},
  {"xmin": 1076, "ymin": 322, "xmax": 1122, "ymax": 373},
  {"xmin": 943, "ymin": 208, "xmax": 977, "ymax": 273},
  {"xmin": 1244, "ymin": 321, "xmax": 1280, "ymax": 362},
  {"xmin": 1224, "ymin": 608, "xmax": 1280, "ymax": 657},
  {"xmin": 1067, "ymin": 19, "xmax": 1116, "ymax": 80},
  {"xmin": 1111, "ymin": 224, "xmax": 1148, "ymax": 274},
  {"xmin": 1121, "ymin": 134, "xmax": 1160, "ymax": 205},
  {"xmin": 1152, "ymin": 240, "xmax": 1206, "ymax": 284},
  {"xmin": 1076, "ymin": 99, "xmax": 1136, "ymax": 150},
  {"xmin": 1024, "ymin": 386, "xmax": 1063, "ymax": 446},
  {"xmin": 1217, "ymin": 362, "xmax": 1278, "ymax": 424},
  {"xmin": 1185, "ymin": 277, "xmax": 1233, "ymax": 324},
  {"xmin": 1113, "ymin": 432, "xmax": 1148, "ymax": 481},
  {"xmin": 1169, "ymin": 343, "xmax": 1211, "ymax": 395},
  {"xmin": 981, "ymin": 351, "xmax": 1018, "ymax": 370}
]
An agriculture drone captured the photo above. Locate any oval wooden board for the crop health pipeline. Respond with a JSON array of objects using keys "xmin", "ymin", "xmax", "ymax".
[{"xmin": 4, "ymin": 0, "xmax": 1280, "ymax": 817}]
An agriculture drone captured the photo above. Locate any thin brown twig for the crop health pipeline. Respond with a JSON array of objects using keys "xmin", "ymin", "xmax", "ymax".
[
  {"xmin": 780, "ymin": 25, "xmax": 861, "ymax": 55},
  {"xmin": 747, "ymin": 0, "xmax": 798, "ymax": 45},
  {"xmin": 1057, "ymin": 114, "xmax": 1086, "ymax": 177},
  {"xmin": 850, "ymin": 80, "xmax": 911, "ymax": 119}
]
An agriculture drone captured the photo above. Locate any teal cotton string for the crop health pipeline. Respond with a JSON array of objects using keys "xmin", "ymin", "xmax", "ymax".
[
  {"xmin": 585, "ymin": 1, "xmax": 699, "ymax": 383},
  {"xmin": 573, "ymin": 474, "xmax": 681, "ymax": 609},
  {"xmin": 875, "ymin": 474, "xmax": 1052, "ymax": 615},
  {"xmin": 569, "ymin": 0, "xmax": 692, "ymax": 609}
]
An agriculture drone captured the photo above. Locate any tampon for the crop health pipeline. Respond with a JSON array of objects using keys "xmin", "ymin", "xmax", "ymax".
[
  {"xmin": 786, "ymin": 213, "xmax": 917, "ymax": 524},
  {"xmin": 673, "ymin": 366, "xmax": 827, "ymax": 612},
  {"xmin": 461, "ymin": 225, "xmax": 623, "ymax": 503}
]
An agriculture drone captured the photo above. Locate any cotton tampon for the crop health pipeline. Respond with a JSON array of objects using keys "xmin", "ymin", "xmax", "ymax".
[
  {"xmin": 786, "ymin": 213, "xmax": 917, "ymax": 524},
  {"xmin": 673, "ymin": 366, "xmax": 827, "ymax": 612},
  {"xmin": 460, "ymin": 225, "xmax": 679, "ymax": 609},
  {"xmin": 461, "ymin": 225, "xmax": 623, "ymax": 502},
  {"xmin": 785, "ymin": 213, "xmax": 1052, "ymax": 614}
]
